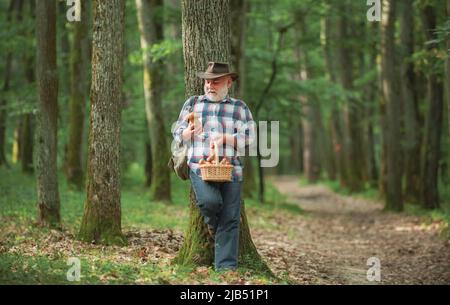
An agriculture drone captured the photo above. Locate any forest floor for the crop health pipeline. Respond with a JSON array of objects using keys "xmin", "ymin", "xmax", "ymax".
[
  {"xmin": 1, "ymin": 170, "xmax": 449, "ymax": 284},
  {"xmin": 258, "ymin": 175, "xmax": 450, "ymax": 284}
]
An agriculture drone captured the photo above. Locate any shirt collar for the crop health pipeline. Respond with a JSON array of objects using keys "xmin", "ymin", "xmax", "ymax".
[{"xmin": 201, "ymin": 94, "xmax": 232, "ymax": 104}]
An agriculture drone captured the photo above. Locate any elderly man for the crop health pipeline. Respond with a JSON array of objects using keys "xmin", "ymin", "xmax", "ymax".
[{"xmin": 172, "ymin": 62, "xmax": 255, "ymax": 271}]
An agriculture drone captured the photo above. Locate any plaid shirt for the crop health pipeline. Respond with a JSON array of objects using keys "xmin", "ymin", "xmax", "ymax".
[{"xmin": 172, "ymin": 95, "xmax": 255, "ymax": 182}]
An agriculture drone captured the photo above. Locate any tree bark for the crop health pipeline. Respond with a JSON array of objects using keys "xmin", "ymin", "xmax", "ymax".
[
  {"xmin": 381, "ymin": 0, "xmax": 403, "ymax": 211},
  {"xmin": 58, "ymin": 0, "xmax": 71, "ymax": 99},
  {"xmin": 399, "ymin": 0, "xmax": 421, "ymax": 204},
  {"xmin": 135, "ymin": 0, "xmax": 171, "ymax": 202},
  {"xmin": 35, "ymin": 0, "xmax": 61, "ymax": 227},
  {"xmin": 144, "ymin": 138, "xmax": 152, "ymax": 187},
  {"xmin": 175, "ymin": 0, "xmax": 271, "ymax": 274},
  {"xmin": 421, "ymin": 5, "xmax": 444, "ymax": 210},
  {"xmin": 78, "ymin": 0, "xmax": 126, "ymax": 245},
  {"xmin": 66, "ymin": 0, "xmax": 90, "ymax": 189}
]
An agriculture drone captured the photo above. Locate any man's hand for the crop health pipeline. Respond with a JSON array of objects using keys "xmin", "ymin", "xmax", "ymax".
[
  {"xmin": 209, "ymin": 134, "xmax": 236, "ymax": 151},
  {"xmin": 209, "ymin": 134, "xmax": 224, "ymax": 150},
  {"xmin": 182, "ymin": 121, "xmax": 202, "ymax": 141}
]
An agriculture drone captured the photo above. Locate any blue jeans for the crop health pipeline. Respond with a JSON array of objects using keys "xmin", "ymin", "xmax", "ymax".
[{"xmin": 189, "ymin": 169, "xmax": 242, "ymax": 270}]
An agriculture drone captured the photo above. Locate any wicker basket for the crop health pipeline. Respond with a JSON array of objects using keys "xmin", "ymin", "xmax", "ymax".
[
  {"xmin": 200, "ymin": 163, "xmax": 233, "ymax": 182},
  {"xmin": 199, "ymin": 141, "xmax": 233, "ymax": 182}
]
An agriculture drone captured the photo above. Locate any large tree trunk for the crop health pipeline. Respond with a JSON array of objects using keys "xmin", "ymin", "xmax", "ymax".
[
  {"xmin": 399, "ymin": 0, "xmax": 421, "ymax": 204},
  {"xmin": 381, "ymin": 0, "xmax": 403, "ymax": 211},
  {"xmin": 66, "ymin": 0, "xmax": 90, "ymax": 189},
  {"xmin": 175, "ymin": 0, "xmax": 271, "ymax": 274},
  {"xmin": 421, "ymin": 5, "xmax": 444, "ymax": 210},
  {"xmin": 135, "ymin": 0, "xmax": 171, "ymax": 202},
  {"xmin": 35, "ymin": 0, "xmax": 61, "ymax": 227},
  {"xmin": 78, "ymin": 0, "xmax": 126, "ymax": 245}
]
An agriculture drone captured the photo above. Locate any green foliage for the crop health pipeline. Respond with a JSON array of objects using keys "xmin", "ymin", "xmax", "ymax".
[{"xmin": 129, "ymin": 39, "xmax": 183, "ymax": 65}]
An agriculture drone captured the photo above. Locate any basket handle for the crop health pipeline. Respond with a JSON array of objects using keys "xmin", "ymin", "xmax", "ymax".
[{"xmin": 214, "ymin": 140, "xmax": 219, "ymax": 164}]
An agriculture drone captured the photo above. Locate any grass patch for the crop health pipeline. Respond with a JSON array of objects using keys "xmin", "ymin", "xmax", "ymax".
[
  {"xmin": 404, "ymin": 204, "xmax": 450, "ymax": 239},
  {"xmin": 245, "ymin": 182, "xmax": 303, "ymax": 215}
]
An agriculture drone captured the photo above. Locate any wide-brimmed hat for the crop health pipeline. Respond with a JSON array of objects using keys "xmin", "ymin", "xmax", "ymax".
[{"xmin": 197, "ymin": 62, "xmax": 238, "ymax": 81}]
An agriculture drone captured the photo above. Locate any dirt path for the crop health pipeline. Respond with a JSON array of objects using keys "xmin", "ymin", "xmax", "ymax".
[{"xmin": 251, "ymin": 176, "xmax": 450, "ymax": 284}]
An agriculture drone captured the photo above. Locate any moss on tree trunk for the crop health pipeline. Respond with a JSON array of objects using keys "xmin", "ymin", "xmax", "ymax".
[
  {"xmin": 175, "ymin": 188, "xmax": 273, "ymax": 275},
  {"xmin": 78, "ymin": 0, "xmax": 126, "ymax": 246}
]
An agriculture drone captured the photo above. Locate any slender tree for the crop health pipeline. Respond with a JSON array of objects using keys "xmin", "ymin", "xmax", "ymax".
[
  {"xmin": 421, "ymin": 4, "xmax": 444, "ymax": 209},
  {"xmin": 20, "ymin": 0, "xmax": 34, "ymax": 174},
  {"xmin": 336, "ymin": 1, "xmax": 366, "ymax": 192},
  {"xmin": 78, "ymin": 0, "xmax": 126, "ymax": 245},
  {"xmin": 295, "ymin": 12, "xmax": 320, "ymax": 183},
  {"xmin": 135, "ymin": 0, "xmax": 171, "ymax": 202},
  {"xmin": 321, "ymin": 10, "xmax": 349, "ymax": 187},
  {"xmin": 35, "ymin": 0, "xmax": 61, "ymax": 227},
  {"xmin": 230, "ymin": 0, "xmax": 256, "ymax": 198},
  {"xmin": 175, "ymin": 0, "xmax": 271, "ymax": 274},
  {"xmin": 399, "ymin": 0, "xmax": 421, "ymax": 203},
  {"xmin": 446, "ymin": 0, "xmax": 450, "ymax": 140},
  {"xmin": 0, "ymin": 0, "xmax": 17, "ymax": 167},
  {"xmin": 381, "ymin": 0, "xmax": 403, "ymax": 211},
  {"xmin": 65, "ymin": 0, "xmax": 90, "ymax": 188},
  {"xmin": 365, "ymin": 22, "xmax": 379, "ymax": 187}
]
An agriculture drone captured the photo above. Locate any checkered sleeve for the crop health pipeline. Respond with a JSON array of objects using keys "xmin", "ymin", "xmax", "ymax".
[{"xmin": 172, "ymin": 97, "xmax": 194, "ymax": 145}]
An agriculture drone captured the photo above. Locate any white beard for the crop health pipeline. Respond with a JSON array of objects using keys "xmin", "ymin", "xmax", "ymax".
[{"xmin": 204, "ymin": 83, "xmax": 229, "ymax": 102}]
